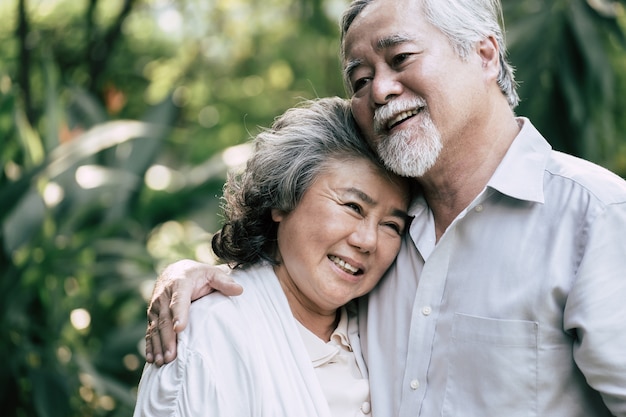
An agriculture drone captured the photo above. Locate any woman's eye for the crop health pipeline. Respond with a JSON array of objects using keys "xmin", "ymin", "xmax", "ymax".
[
  {"xmin": 346, "ymin": 202, "xmax": 362, "ymax": 214},
  {"xmin": 384, "ymin": 222, "xmax": 402, "ymax": 234}
]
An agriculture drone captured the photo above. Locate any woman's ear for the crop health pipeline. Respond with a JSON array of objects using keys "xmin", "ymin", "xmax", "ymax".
[{"xmin": 271, "ymin": 208, "xmax": 285, "ymax": 222}]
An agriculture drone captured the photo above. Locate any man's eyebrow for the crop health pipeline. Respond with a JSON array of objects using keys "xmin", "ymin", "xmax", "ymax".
[
  {"xmin": 376, "ymin": 33, "xmax": 413, "ymax": 51},
  {"xmin": 344, "ymin": 58, "xmax": 362, "ymax": 82},
  {"xmin": 343, "ymin": 34, "xmax": 414, "ymax": 81}
]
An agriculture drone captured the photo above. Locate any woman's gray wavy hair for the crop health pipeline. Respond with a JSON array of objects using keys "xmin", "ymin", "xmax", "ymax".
[
  {"xmin": 340, "ymin": 0, "xmax": 519, "ymax": 109},
  {"xmin": 211, "ymin": 96, "xmax": 389, "ymax": 268}
]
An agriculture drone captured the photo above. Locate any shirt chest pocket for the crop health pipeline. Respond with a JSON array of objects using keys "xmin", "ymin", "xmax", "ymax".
[{"xmin": 442, "ymin": 313, "xmax": 538, "ymax": 417}]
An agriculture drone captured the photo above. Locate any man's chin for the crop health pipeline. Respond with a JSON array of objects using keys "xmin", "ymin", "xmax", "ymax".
[
  {"xmin": 386, "ymin": 163, "xmax": 429, "ymax": 179},
  {"xmin": 378, "ymin": 143, "xmax": 440, "ymax": 178}
]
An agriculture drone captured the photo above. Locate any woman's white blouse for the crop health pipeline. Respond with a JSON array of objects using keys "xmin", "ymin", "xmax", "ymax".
[
  {"xmin": 296, "ymin": 307, "xmax": 371, "ymax": 416},
  {"xmin": 133, "ymin": 263, "xmax": 371, "ymax": 417}
]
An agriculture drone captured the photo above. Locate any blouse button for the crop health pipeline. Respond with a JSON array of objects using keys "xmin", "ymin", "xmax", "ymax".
[
  {"xmin": 475, "ymin": 204, "xmax": 484, "ymax": 212},
  {"xmin": 421, "ymin": 306, "xmax": 432, "ymax": 316},
  {"xmin": 410, "ymin": 379, "xmax": 420, "ymax": 390},
  {"xmin": 360, "ymin": 401, "xmax": 371, "ymax": 414}
]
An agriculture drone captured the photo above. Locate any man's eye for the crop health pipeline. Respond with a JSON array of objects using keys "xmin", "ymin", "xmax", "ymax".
[
  {"xmin": 352, "ymin": 77, "xmax": 370, "ymax": 93},
  {"xmin": 391, "ymin": 53, "xmax": 410, "ymax": 67}
]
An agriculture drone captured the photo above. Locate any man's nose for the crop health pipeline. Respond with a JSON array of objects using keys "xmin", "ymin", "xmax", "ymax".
[{"xmin": 371, "ymin": 70, "xmax": 402, "ymax": 106}]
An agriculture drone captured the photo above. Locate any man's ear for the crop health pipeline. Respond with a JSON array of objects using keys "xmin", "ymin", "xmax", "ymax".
[{"xmin": 477, "ymin": 35, "xmax": 500, "ymax": 79}]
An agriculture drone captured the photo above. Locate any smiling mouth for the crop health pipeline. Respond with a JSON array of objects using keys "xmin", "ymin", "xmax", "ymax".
[
  {"xmin": 387, "ymin": 108, "xmax": 421, "ymax": 130},
  {"xmin": 328, "ymin": 255, "xmax": 362, "ymax": 275}
]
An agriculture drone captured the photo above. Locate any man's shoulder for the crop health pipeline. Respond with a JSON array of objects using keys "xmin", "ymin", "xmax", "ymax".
[{"xmin": 546, "ymin": 150, "xmax": 626, "ymax": 204}]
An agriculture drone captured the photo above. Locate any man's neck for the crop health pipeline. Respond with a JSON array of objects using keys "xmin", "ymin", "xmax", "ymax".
[{"xmin": 420, "ymin": 116, "xmax": 521, "ymax": 241}]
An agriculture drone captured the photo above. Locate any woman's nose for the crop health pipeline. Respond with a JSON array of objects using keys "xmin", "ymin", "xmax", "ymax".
[{"xmin": 349, "ymin": 221, "xmax": 378, "ymax": 253}]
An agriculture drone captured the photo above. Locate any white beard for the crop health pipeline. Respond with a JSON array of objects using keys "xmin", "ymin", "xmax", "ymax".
[{"xmin": 373, "ymin": 100, "xmax": 442, "ymax": 178}]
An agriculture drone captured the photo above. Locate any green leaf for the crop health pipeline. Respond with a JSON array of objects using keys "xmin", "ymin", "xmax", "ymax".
[
  {"xmin": 30, "ymin": 368, "xmax": 71, "ymax": 417},
  {"xmin": 65, "ymin": 86, "xmax": 110, "ymax": 129},
  {"xmin": 567, "ymin": 1, "xmax": 615, "ymax": 100},
  {"xmin": 2, "ymin": 188, "xmax": 46, "ymax": 253},
  {"xmin": 14, "ymin": 101, "xmax": 45, "ymax": 168}
]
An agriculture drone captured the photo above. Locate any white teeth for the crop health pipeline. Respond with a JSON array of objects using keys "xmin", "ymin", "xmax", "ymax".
[
  {"xmin": 387, "ymin": 109, "xmax": 419, "ymax": 130},
  {"xmin": 329, "ymin": 255, "xmax": 359, "ymax": 274}
]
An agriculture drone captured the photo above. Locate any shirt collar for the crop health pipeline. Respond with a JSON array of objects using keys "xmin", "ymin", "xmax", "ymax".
[
  {"xmin": 487, "ymin": 117, "xmax": 551, "ymax": 204},
  {"xmin": 407, "ymin": 117, "xmax": 551, "ymax": 219},
  {"xmin": 296, "ymin": 307, "xmax": 352, "ymax": 367}
]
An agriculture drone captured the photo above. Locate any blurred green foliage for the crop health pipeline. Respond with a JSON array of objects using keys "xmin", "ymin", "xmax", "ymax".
[
  {"xmin": 505, "ymin": 0, "xmax": 626, "ymax": 172},
  {"xmin": 0, "ymin": 0, "xmax": 625, "ymax": 416}
]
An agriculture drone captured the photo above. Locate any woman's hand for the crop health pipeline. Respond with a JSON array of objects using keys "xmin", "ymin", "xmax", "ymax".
[{"xmin": 145, "ymin": 260, "xmax": 243, "ymax": 366}]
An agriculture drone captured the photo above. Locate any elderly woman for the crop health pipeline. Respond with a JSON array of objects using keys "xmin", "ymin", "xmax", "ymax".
[{"xmin": 133, "ymin": 97, "xmax": 411, "ymax": 417}]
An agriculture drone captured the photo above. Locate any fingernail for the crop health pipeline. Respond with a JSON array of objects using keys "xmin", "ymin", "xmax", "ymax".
[
  {"xmin": 155, "ymin": 354, "xmax": 163, "ymax": 365},
  {"xmin": 146, "ymin": 353, "xmax": 153, "ymax": 362},
  {"xmin": 173, "ymin": 320, "xmax": 180, "ymax": 331}
]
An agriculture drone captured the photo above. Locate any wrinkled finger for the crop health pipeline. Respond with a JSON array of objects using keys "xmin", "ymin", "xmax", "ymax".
[
  {"xmin": 146, "ymin": 294, "xmax": 168, "ymax": 365},
  {"xmin": 146, "ymin": 317, "xmax": 165, "ymax": 366},
  {"xmin": 145, "ymin": 319, "xmax": 154, "ymax": 363},
  {"xmin": 207, "ymin": 272, "xmax": 244, "ymax": 297},
  {"xmin": 157, "ymin": 314, "xmax": 178, "ymax": 364},
  {"xmin": 169, "ymin": 284, "xmax": 193, "ymax": 336}
]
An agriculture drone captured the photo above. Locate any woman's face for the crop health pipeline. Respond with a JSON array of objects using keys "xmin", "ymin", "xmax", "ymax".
[{"xmin": 272, "ymin": 157, "xmax": 410, "ymax": 315}]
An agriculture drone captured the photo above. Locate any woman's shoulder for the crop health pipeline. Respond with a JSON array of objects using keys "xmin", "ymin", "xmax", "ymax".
[
  {"xmin": 189, "ymin": 263, "xmax": 275, "ymax": 308},
  {"xmin": 182, "ymin": 263, "xmax": 282, "ymax": 341}
]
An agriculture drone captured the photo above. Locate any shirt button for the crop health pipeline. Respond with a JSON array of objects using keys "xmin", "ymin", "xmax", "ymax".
[
  {"xmin": 475, "ymin": 204, "xmax": 484, "ymax": 212},
  {"xmin": 421, "ymin": 306, "xmax": 432, "ymax": 316},
  {"xmin": 410, "ymin": 379, "xmax": 420, "ymax": 390},
  {"xmin": 360, "ymin": 401, "xmax": 371, "ymax": 414}
]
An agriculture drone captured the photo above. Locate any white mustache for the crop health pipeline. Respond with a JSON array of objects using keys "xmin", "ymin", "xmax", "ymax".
[{"xmin": 373, "ymin": 98, "xmax": 427, "ymax": 133}]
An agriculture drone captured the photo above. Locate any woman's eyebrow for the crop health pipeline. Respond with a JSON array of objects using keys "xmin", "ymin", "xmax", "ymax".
[
  {"xmin": 341, "ymin": 187, "xmax": 375, "ymax": 204},
  {"xmin": 342, "ymin": 187, "xmax": 409, "ymax": 219}
]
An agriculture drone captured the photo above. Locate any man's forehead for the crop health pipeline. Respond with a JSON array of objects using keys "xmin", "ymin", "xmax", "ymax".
[{"xmin": 343, "ymin": 3, "xmax": 425, "ymax": 55}]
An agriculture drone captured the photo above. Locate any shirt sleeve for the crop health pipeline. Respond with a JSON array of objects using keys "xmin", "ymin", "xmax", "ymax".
[
  {"xmin": 564, "ymin": 201, "xmax": 626, "ymax": 416},
  {"xmin": 132, "ymin": 339, "xmax": 227, "ymax": 417}
]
